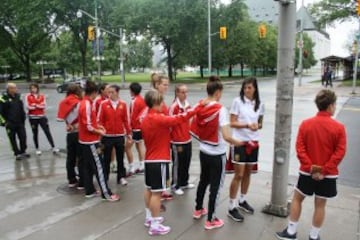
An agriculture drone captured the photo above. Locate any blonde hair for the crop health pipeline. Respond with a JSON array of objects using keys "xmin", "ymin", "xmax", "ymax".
[{"xmin": 145, "ymin": 90, "xmax": 164, "ymax": 108}]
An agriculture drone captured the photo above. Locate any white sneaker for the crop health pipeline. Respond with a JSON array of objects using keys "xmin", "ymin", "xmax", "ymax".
[
  {"xmin": 128, "ymin": 165, "xmax": 135, "ymax": 174},
  {"xmin": 35, "ymin": 150, "xmax": 42, "ymax": 155},
  {"xmin": 174, "ymin": 188, "xmax": 184, "ymax": 195},
  {"xmin": 110, "ymin": 162, "xmax": 117, "ymax": 173},
  {"xmin": 52, "ymin": 148, "xmax": 60, "ymax": 154},
  {"xmin": 185, "ymin": 183, "xmax": 195, "ymax": 189},
  {"xmin": 120, "ymin": 178, "xmax": 128, "ymax": 186},
  {"xmin": 148, "ymin": 224, "xmax": 171, "ymax": 236},
  {"xmin": 144, "ymin": 216, "xmax": 165, "ymax": 227}
]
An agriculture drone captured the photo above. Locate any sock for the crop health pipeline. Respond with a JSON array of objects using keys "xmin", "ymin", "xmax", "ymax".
[
  {"xmin": 287, "ymin": 220, "xmax": 298, "ymax": 235},
  {"xmin": 151, "ymin": 217, "xmax": 160, "ymax": 228},
  {"xmin": 145, "ymin": 208, "xmax": 151, "ymax": 219},
  {"xmin": 139, "ymin": 161, "xmax": 144, "ymax": 168},
  {"xmin": 228, "ymin": 198, "xmax": 237, "ymax": 210},
  {"xmin": 129, "ymin": 163, "xmax": 133, "ymax": 168},
  {"xmin": 310, "ymin": 226, "xmax": 321, "ymax": 239},
  {"xmin": 239, "ymin": 194, "xmax": 246, "ymax": 203}
]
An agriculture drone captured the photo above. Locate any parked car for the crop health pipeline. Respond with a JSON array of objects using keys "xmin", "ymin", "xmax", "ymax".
[{"xmin": 56, "ymin": 77, "xmax": 87, "ymax": 93}]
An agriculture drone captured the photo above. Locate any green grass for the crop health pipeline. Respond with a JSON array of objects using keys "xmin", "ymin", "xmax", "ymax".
[{"xmin": 340, "ymin": 79, "xmax": 360, "ymax": 87}]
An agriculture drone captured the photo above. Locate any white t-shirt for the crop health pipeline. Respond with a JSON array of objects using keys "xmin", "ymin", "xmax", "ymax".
[
  {"xmin": 199, "ymin": 105, "xmax": 229, "ymax": 155},
  {"xmin": 230, "ymin": 96, "xmax": 265, "ymax": 141}
]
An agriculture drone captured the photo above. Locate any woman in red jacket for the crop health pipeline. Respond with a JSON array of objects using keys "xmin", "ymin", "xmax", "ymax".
[
  {"xmin": 25, "ymin": 83, "xmax": 58, "ymax": 155},
  {"xmin": 141, "ymin": 90, "xmax": 203, "ymax": 236}
]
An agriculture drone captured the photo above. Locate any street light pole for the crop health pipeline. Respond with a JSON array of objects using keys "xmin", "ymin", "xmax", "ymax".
[
  {"xmin": 94, "ymin": 0, "xmax": 101, "ymax": 81},
  {"xmin": 263, "ymin": 0, "xmax": 296, "ymax": 217},
  {"xmin": 119, "ymin": 27, "xmax": 125, "ymax": 88},
  {"xmin": 298, "ymin": 0, "xmax": 304, "ymax": 87},
  {"xmin": 208, "ymin": 0, "xmax": 212, "ymax": 75},
  {"xmin": 352, "ymin": 18, "xmax": 360, "ymax": 94}
]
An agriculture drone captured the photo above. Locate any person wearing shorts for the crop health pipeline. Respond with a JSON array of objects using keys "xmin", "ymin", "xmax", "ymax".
[
  {"xmin": 141, "ymin": 90, "xmax": 201, "ymax": 236},
  {"xmin": 276, "ymin": 89, "xmax": 346, "ymax": 240},
  {"xmin": 228, "ymin": 77, "xmax": 264, "ymax": 222}
]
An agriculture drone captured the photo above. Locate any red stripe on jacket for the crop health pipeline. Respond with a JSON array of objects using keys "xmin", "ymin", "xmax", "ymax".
[
  {"xmin": 97, "ymin": 99, "xmax": 131, "ymax": 137},
  {"xmin": 25, "ymin": 93, "xmax": 46, "ymax": 118},
  {"xmin": 78, "ymin": 96, "xmax": 100, "ymax": 144},
  {"xmin": 169, "ymin": 99, "xmax": 192, "ymax": 144},
  {"xmin": 296, "ymin": 111, "xmax": 346, "ymax": 177},
  {"xmin": 190, "ymin": 102, "xmax": 222, "ymax": 146}
]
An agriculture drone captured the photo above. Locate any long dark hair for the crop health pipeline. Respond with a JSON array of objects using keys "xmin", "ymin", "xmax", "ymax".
[{"xmin": 240, "ymin": 77, "xmax": 260, "ymax": 111}]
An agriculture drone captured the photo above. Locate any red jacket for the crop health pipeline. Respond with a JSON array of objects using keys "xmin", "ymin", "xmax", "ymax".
[
  {"xmin": 169, "ymin": 98, "xmax": 192, "ymax": 144},
  {"xmin": 97, "ymin": 99, "xmax": 131, "ymax": 137},
  {"xmin": 25, "ymin": 93, "xmax": 46, "ymax": 118},
  {"xmin": 190, "ymin": 102, "xmax": 222, "ymax": 146},
  {"xmin": 78, "ymin": 96, "xmax": 100, "ymax": 144},
  {"xmin": 93, "ymin": 95, "xmax": 107, "ymax": 114},
  {"xmin": 141, "ymin": 107, "xmax": 199, "ymax": 163},
  {"xmin": 130, "ymin": 95, "xmax": 146, "ymax": 131},
  {"xmin": 296, "ymin": 111, "xmax": 346, "ymax": 178}
]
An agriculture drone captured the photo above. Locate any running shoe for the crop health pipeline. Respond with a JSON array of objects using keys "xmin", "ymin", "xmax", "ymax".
[
  {"xmin": 193, "ymin": 208, "xmax": 208, "ymax": 219},
  {"xmin": 275, "ymin": 228, "xmax": 297, "ymax": 240},
  {"xmin": 204, "ymin": 218, "xmax": 224, "ymax": 230},
  {"xmin": 144, "ymin": 216, "xmax": 165, "ymax": 227},
  {"xmin": 148, "ymin": 224, "xmax": 171, "ymax": 236}
]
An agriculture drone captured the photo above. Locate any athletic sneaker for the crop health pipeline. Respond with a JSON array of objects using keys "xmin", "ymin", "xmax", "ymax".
[
  {"xmin": 161, "ymin": 192, "xmax": 173, "ymax": 201},
  {"xmin": 227, "ymin": 208, "xmax": 244, "ymax": 222},
  {"xmin": 85, "ymin": 190, "xmax": 100, "ymax": 198},
  {"xmin": 119, "ymin": 178, "xmax": 128, "ymax": 186},
  {"xmin": 174, "ymin": 188, "xmax": 184, "ymax": 195},
  {"xmin": 15, "ymin": 155, "xmax": 24, "ymax": 161},
  {"xmin": 135, "ymin": 168, "xmax": 145, "ymax": 174},
  {"xmin": 193, "ymin": 208, "xmax": 208, "ymax": 219},
  {"xmin": 148, "ymin": 224, "xmax": 171, "ymax": 236},
  {"xmin": 52, "ymin": 148, "xmax": 60, "ymax": 154},
  {"xmin": 204, "ymin": 218, "xmax": 224, "ymax": 230},
  {"xmin": 144, "ymin": 216, "xmax": 165, "ymax": 227},
  {"xmin": 183, "ymin": 183, "xmax": 195, "ymax": 189},
  {"xmin": 21, "ymin": 153, "xmax": 30, "ymax": 158},
  {"xmin": 111, "ymin": 162, "xmax": 118, "ymax": 173},
  {"xmin": 36, "ymin": 149, "xmax": 42, "ymax": 155},
  {"xmin": 275, "ymin": 228, "xmax": 297, "ymax": 240},
  {"xmin": 238, "ymin": 200, "xmax": 254, "ymax": 214},
  {"xmin": 309, "ymin": 236, "xmax": 320, "ymax": 240},
  {"xmin": 103, "ymin": 194, "xmax": 120, "ymax": 202},
  {"xmin": 68, "ymin": 182, "xmax": 77, "ymax": 188}
]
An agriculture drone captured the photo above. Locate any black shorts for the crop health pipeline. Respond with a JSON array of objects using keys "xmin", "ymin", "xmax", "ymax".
[
  {"xmin": 132, "ymin": 130, "xmax": 143, "ymax": 143},
  {"xmin": 295, "ymin": 174, "xmax": 337, "ymax": 198},
  {"xmin": 145, "ymin": 162, "xmax": 170, "ymax": 192},
  {"xmin": 231, "ymin": 145, "xmax": 258, "ymax": 165}
]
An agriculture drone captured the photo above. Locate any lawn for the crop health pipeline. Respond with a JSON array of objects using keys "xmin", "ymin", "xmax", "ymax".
[{"xmin": 340, "ymin": 79, "xmax": 360, "ymax": 87}]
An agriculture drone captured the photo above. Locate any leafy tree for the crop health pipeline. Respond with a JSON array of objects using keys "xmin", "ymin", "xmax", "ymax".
[
  {"xmin": 126, "ymin": 39, "xmax": 153, "ymax": 72},
  {"xmin": 295, "ymin": 33, "xmax": 317, "ymax": 70}
]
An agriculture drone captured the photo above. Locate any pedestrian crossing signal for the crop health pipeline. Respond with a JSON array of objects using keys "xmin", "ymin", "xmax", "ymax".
[{"xmin": 220, "ymin": 27, "xmax": 227, "ymax": 40}]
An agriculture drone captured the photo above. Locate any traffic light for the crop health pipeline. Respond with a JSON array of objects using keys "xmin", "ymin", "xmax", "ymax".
[
  {"xmin": 88, "ymin": 26, "xmax": 95, "ymax": 41},
  {"xmin": 220, "ymin": 27, "xmax": 227, "ymax": 40},
  {"xmin": 357, "ymin": 0, "xmax": 360, "ymax": 16},
  {"xmin": 258, "ymin": 24, "xmax": 267, "ymax": 39},
  {"xmin": 303, "ymin": 50, "xmax": 308, "ymax": 58}
]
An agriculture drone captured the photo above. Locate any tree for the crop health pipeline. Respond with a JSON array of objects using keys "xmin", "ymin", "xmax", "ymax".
[
  {"xmin": 310, "ymin": 0, "xmax": 356, "ymax": 27},
  {"xmin": 126, "ymin": 39, "xmax": 153, "ymax": 72},
  {"xmin": 295, "ymin": 33, "xmax": 317, "ymax": 70},
  {"xmin": 0, "ymin": 0, "xmax": 57, "ymax": 80}
]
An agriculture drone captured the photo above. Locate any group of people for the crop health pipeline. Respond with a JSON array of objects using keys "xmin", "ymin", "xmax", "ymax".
[
  {"xmin": 0, "ymin": 83, "xmax": 59, "ymax": 160},
  {"xmin": 0, "ymin": 75, "xmax": 346, "ymax": 240}
]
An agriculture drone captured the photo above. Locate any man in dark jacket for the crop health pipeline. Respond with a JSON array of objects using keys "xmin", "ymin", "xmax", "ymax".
[{"xmin": 0, "ymin": 83, "xmax": 29, "ymax": 160}]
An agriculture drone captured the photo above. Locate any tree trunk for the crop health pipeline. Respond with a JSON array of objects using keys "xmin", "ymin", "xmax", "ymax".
[
  {"xmin": 200, "ymin": 65, "xmax": 204, "ymax": 78},
  {"xmin": 228, "ymin": 65, "xmax": 233, "ymax": 77},
  {"xmin": 81, "ymin": 49, "xmax": 87, "ymax": 77},
  {"xmin": 241, "ymin": 61, "xmax": 244, "ymax": 78},
  {"xmin": 25, "ymin": 54, "xmax": 31, "ymax": 82},
  {"xmin": 165, "ymin": 42, "xmax": 173, "ymax": 81}
]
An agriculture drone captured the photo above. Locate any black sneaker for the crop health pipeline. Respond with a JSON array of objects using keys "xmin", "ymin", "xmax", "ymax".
[
  {"xmin": 238, "ymin": 200, "xmax": 254, "ymax": 214},
  {"xmin": 309, "ymin": 236, "xmax": 320, "ymax": 240},
  {"xmin": 15, "ymin": 155, "xmax": 24, "ymax": 161},
  {"xmin": 21, "ymin": 153, "xmax": 30, "ymax": 158},
  {"xmin": 276, "ymin": 228, "xmax": 297, "ymax": 240},
  {"xmin": 227, "ymin": 208, "xmax": 244, "ymax": 222}
]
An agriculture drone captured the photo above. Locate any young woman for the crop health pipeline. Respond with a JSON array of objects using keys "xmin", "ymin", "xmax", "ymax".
[
  {"xmin": 25, "ymin": 83, "xmax": 58, "ymax": 155},
  {"xmin": 57, "ymin": 84, "xmax": 83, "ymax": 188},
  {"xmin": 227, "ymin": 77, "xmax": 264, "ymax": 222},
  {"xmin": 169, "ymin": 84, "xmax": 194, "ymax": 195},
  {"xmin": 191, "ymin": 76, "xmax": 244, "ymax": 230},
  {"xmin": 97, "ymin": 84, "xmax": 131, "ymax": 185},
  {"xmin": 141, "ymin": 90, "xmax": 203, "ymax": 236}
]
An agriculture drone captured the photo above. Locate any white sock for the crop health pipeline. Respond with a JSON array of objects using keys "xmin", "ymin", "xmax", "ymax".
[
  {"xmin": 145, "ymin": 208, "xmax": 151, "ymax": 219},
  {"xmin": 139, "ymin": 161, "xmax": 144, "ymax": 169},
  {"xmin": 310, "ymin": 226, "xmax": 321, "ymax": 239},
  {"xmin": 228, "ymin": 198, "xmax": 237, "ymax": 210},
  {"xmin": 287, "ymin": 220, "xmax": 298, "ymax": 235},
  {"xmin": 129, "ymin": 163, "xmax": 133, "ymax": 168},
  {"xmin": 151, "ymin": 217, "xmax": 160, "ymax": 228},
  {"xmin": 239, "ymin": 194, "xmax": 246, "ymax": 203}
]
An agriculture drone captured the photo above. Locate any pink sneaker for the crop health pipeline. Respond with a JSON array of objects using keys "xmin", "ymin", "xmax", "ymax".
[
  {"xmin": 204, "ymin": 218, "xmax": 224, "ymax": 230},
  {"xmin": 160, "ymin": 192, "xmax": 173, "ymax": 201},
  {"xmin": 148, "ymin": 224, "xmax": 171, "ymax": 236},
  {"xmin": 103, "ymin": 194, "xmax": 120, "ymax": 202},
  {"xmin": 193, "ymin": 208, "xmax": 208, "ymax": 219},
  {"xmin": 144, "ymin": 216, "xmax": 165, "ymax": 227}
]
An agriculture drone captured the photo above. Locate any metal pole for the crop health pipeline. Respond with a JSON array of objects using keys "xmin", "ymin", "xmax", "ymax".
[
  {"xmin": 120, "ymin": 28, "xmax": 125, "ymax": 88},
  {"xmin": 208, "ymin": 0, "xmax": 212, "ymax": 75},
  {"xmin": 352, "ymin": 18, "xmax": 360, "ymax": 94},
  {"xmin": 298, "ymin": 0, "xmax": 304, "ymax": 87},
  {"xmin": 263, "ymin": 0, "xmax": 296, "ymax": 217},
  {"xmin": 95, "ymin": 0, "xmax": 101, "ymax": 81}
]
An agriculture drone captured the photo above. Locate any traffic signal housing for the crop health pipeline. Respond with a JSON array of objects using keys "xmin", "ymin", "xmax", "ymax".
[
  {"xmin": 220, "ymin": 26, "xmax": 227, "ymax": 40},
  {"xmin": 88, "ymin": 26, "xmax": 95, "ymax": 41},
  {"xmin": 258, "ymin": 24, "xmax": 267, "ymax": 39},
  {"xmin": 357, "ymin": 0, "xmax": 360, "ymax": 16}
]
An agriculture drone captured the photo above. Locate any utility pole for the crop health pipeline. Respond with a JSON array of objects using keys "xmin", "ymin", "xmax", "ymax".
[
  {"xmin": 94, "ymin": 0, "xmax": 101, "ymax": 81},
  {"xmin": 298, "ymin": 0, "xmax": 304, "ymax": 87},
  {"xmin": 263, "ymin": 0, "xmax": 296, "ymax": 217},
  {"xmin": 353, "ymin": 18, "xmax": 360, "ymax": 94},
  {"xmin": 119, "ymin": 27, "xmax": 125, "ymax": 88},
  {"xmin": 208, "ymin": 0, "xmax": 212, "ymax": 75}
]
